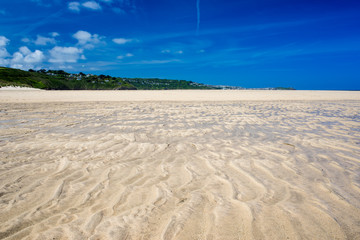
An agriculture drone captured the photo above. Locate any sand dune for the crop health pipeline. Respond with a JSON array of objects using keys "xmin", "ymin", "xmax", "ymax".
[{"xmin": 0, "ymin": 91, "xmax": 360, "ymax": 239}]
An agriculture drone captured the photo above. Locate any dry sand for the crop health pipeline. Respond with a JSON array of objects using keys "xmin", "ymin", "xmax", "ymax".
[
  {"xmin": 0, "ymin": 90, "xmax": 359, "ymax": 239},
  {"xmin": 0, "ymin": 89, "xmax": 359, "ymax": 102},
  {"xmin": 0, "ymin": 87, "xmax": 42, "ymax": 91}
]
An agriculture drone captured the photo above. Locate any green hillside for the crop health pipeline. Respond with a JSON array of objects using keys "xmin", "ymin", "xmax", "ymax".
[{"xmin": 0, "ymin": 67, "xmax": 217, "ymax": 90}]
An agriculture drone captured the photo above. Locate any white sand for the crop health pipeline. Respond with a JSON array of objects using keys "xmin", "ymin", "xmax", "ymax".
[
  {"xmin": 0, "ymin": 89, "xmax": 359, "ymax": 102},
  {"xmin": 0, "ymin": 86, "xmax": 42, "ymax": 91},
  {"xmin": 0, "ymin": 90, "xmax": 359, "ymax": 239}
]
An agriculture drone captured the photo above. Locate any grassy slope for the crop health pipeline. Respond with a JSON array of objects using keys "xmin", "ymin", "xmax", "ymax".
[
  {"xmin": 0, "ymin": 67, "xmax": 136, "ymax": 90},
  {"xmin": 0, "ymin": 67, "xmax": 216, "ymax": 90},
  {"xmin": 0, "ymin": 67, "xmax": 47, "ymax": 89}
]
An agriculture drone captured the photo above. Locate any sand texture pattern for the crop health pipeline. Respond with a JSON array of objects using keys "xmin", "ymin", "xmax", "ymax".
[{"xmin": 0, "ymin": 91, "xmax": 360, "ymax": 239}]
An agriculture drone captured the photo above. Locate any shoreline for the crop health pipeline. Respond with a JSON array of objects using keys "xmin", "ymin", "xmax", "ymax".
[{"xmin": 0, "ymin": 90, "xmax": 359, "ymax": 102}]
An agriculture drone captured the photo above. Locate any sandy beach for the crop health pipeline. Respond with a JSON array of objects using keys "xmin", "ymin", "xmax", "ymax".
[{"xmin": 0, "ymin": 90, "xmax": 359, "ymax": 240}]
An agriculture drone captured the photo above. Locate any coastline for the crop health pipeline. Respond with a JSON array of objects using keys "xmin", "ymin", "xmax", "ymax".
[{"xmin": 0, "ymin": 89, "xmax": 359, "ymax": 103}]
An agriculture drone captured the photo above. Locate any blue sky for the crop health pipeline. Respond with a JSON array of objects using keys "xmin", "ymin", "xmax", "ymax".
[{"xmin": 0, "ymin": 0, "xmax": 359, "ymax": 89}]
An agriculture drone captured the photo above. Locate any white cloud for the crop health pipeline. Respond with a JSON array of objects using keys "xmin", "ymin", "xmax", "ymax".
[
  {"xmin": 21, "ymin": 38, "xmax": 31, "ymax": 43},
  {"xmin": 161, "ymin": 49, "xmax": 183, "ymax": 55},
  {"xmin": 0, "ymin": 58, "xmax": 9, "ymax": 66},
  {"xmin": 68, "ymin": 0, "xmax": 135, "ymax": 14},
  {"xmin": 0, "ymin": 48, "xmax": 10, "ymax": 58},
  {"xmin": 25, "ymin": 50, "xmax": 45, "ymax": 63},
  {"xmin": 73, "ymin": 31, "xmax": 92, "ymax": 45},
  {"xmin": 113, "ymin": 38, "xmax": 132, "ymax": 44},
  {"xmin": 51, "ymin": 32, "xmax": 60, "ymax": 37},
  {"xmin": 0, "ymin": 10, "xmax": 6, "ymax": 15},
  {"xmin": 73, "ymin": 30, "xmax": 103, "ymax": 49},
  {"xmin": 35, "ymin": 35, "xmax": 56, "ymax": 46},
  {"xmin": 0, "ymin": 36, "xmax": 10, "ymax": 61},
  {"xmin": 12, "ymin": 52, "xmax": 24, "ymax": 64},
  {"xmin": 117, "ymin": 53, "xmax": 134, "ymax": 59},
  {"xmin": 0, "ymin": 39, "xmax": 45, "ymax": 70},
  {"xmin": 19, "ymin": 46, "xmax": 31, "ymax": 55},
  {"xmin": 82, "ymin": 1, "xmax": 102, "ymax": 10},
  {"xmin": 10, "ymin": 47, "xmax": 45, "ymax": 70},
  {"xmin": 15, "ymin": 47, "xmax": 45, "ymax": 63},
  {"xmin": 68, "ymin": 2, "xmax": 81, "ymax": 12},
  {"xmin": 0, "ymin": 36, "xmax": 9, "ymax": 47},
  {"xmin": 49, "ymin": 46, "xmax": 84, "ymax": 63}
]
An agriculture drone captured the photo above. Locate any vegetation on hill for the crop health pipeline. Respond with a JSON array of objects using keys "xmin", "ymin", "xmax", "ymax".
[
  {"xmin": 274, "ymin": 87, "xmax": 296, "ymax": 90},
  {"xmin": 125, "ymin": 78, "xmax": 216, "ymax": 90},
  {"xmin": 0, "ymin": 67, "xmax": 295, "ymax": 90},
  {"xmin": 0, "ymin": 67, "xmax": 217, "ymax": 90}
]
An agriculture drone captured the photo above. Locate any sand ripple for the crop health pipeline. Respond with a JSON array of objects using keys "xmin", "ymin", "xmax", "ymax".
[{"xmin": 0, "ymin": 100, "xmax": 360, "ymax": 239}]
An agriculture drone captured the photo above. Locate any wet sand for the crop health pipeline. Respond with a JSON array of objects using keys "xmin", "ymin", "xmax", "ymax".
[{"xmin": 0, "ymin": 90, "xmax": 359, "ymax": 239}]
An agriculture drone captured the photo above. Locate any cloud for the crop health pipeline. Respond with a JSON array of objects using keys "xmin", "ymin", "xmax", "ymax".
[
  {"xmin": 15, "ymin": 47, "xmax": 45, "ymax": 64},
  {"xmin": 68, "ymin": 0, "xmax": 135, "ymax": 14},
  {"xmin": 117, "ymin": 53, "xmax": 134, "ymax": 59},
  {"xmin": 0, "ymin": 36, "xmax": 10, "ymax": 47},
  {"xmin": 82, "ymin": 1, "xmax": 102, "ymax": 10},
  {"xmin": 0, "ymin": 38, "xmax": 46, "ymax": 69},
  {"xmin": 0, "ymin": 10, "xmax": 6, "ymax": 15},
  {"xmin": 68, "ymin": 2, "xmax": 81, "ymax": 12},
  {"xmin": 161, "ymin": 49, "xmax": 183, "ymax": 54},
  {"xmin": 21, "ymin": 38, "xmax": 31, "ymax": 43},
  {"xmin": 51, "ymin": 32, "xmax": 60, "ymax": 37},
  {"xmin": 35, "ymin": 35, "xmax": 56, "ymax": 46},
  {"xmin": 73, "ymin": 30, "xmax": 103, "ymax": 49},
  {"xmin": 69, "ymin": 1, "xmax": 102, "ymax": 12},
  {"xmin": 20, "ymin": 33, "xmax": 59, "ymax": 46},
  {"xmin": 113, "ymin": 38, "xmax": 132, "ymax": 44},
  {"xmin": 49, "ymin": 46, "xmax": 84, "ymax": 63},
  {"xmin": 19, "ymin": 46, "xmax": 31, "ymax": 56},
  {"xmin": 73, "ymin": 31, "xmax": 92, "ymax": 45},
  {"xmin": 0, "ymin": 36, "xmax": 10, "ymax": 60},
  {"xmin": 0, "ymin": 48, "xmax": 10, "ymax": 58},
  {"xmin": 0, "ymin": 58, "xmax": 9, "ymax": 66},
  {"xmin": 10, "ymin": 46, "xmax": 45, "ymax": 69}
]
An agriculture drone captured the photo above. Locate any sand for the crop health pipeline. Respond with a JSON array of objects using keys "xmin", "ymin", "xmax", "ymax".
[
  {"xmin": 0, "ymin": 86, "xmax": 42, "ymax": 91},
  {"xmin": 0, "ymin": 89, "xmax": 359, "ymax": 102},
  {"xmin": 0, "ymin": 90, "xmax": 359, "ymax": 239}
]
